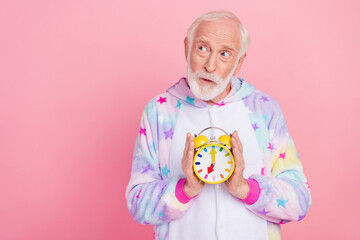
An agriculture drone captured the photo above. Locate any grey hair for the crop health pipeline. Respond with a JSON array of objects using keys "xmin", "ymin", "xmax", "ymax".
[{"xmin": 186, "ymin": 10, "xmax": 250, "ymax": 59}]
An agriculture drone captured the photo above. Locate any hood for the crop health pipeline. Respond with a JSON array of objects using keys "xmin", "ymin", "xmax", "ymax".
[{"xmin": 166, "ymin": 76, "xmax": 256, "ymax": 108}]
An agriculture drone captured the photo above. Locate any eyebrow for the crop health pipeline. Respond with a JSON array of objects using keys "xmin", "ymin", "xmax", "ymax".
[
  {"xmin": 195, "ymin": 36, "xmax": 211, "ymax": 44},
  {"xmin": 195, "ymin": 36, "xmax": 237, "ymax": 52}
]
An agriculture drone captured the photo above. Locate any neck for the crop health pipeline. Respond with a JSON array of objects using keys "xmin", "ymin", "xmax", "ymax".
[{"xmin": 204, "ymin": 83, "xmax": 231, "ymax": 105}]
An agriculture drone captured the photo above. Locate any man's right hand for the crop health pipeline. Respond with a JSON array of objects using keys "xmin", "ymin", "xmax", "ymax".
[{"xmin": 181, "ymin": 132, "xmax": 205, "ymax": 197}]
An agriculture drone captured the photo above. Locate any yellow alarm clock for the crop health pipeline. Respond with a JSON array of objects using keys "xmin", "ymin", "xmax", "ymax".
[{"xmin": 193, "ymin": 127, "xmax": 235, "ymax": 184}]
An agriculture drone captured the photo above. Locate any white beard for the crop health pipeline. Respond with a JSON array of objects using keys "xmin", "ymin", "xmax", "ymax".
[{"xmin": 186, "ymin": 60, "xmax": 238, "ymax": 101}]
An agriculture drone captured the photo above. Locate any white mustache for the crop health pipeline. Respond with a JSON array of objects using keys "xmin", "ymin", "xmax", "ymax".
[{"xmin": 193, "ymin": 70, "xmax": 223, "ymax": 83}]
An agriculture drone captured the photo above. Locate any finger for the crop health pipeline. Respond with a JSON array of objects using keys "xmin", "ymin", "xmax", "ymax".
[
  {"xmin": 182, "ymin": 133, "xmax": 191, "ymax": 170},
  {"xmin": 231, "ymin": 131, "xmax": 237, "ymax": 147},
  {"xmin": 231, "ymin": 141, "xmax": 237, "ymax": 153},
  {"xmin": 231, "ymin": 132, "xmax": 239, "ymax": 153},
  {"xmin": 189, "ymin": 133, "xmax": 195, "ymax": 146},
  {"xmin": 233, "ymin": 130, "xmax": 240, "ymax": 145},
  {"xmin": 231, "ymin": 138, "xmax": 243, "ymax": 171},
  {"xmin": 231, "ymin": 133, "xmax": 242, "ymax": 159},
  {"xmin": 233, "ymin": 131, "xmax": 243, "ymax": 152},
  {"xmin": 233, "ymin": 146, "xmax": 244, "ymax": 167},
  {"xmin": 188, "ymin": 133, "xmax": 194, "ymax": 147},
  {"xmin": 183, "ymin": 132, "xmax": 190, "ymax": 155},
  {"xmin": 186, "ymin": 134, "xmax": 195, "ymax": 165},
  {"xmin": 234, "ymin": 134, "xmax": 244, "ymax": 163},
  {"xmin": 187, "ymin": 135, "xmax": 195, "ymax": 159}
]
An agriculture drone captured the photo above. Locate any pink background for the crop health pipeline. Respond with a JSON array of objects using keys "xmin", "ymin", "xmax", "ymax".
[{"xmin": 1, "ymin": 0, "xmax": 359, "ymax": 239}]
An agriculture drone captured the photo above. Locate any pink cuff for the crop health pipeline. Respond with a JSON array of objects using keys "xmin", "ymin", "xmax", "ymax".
[
  {"xmin": 175, "ymin": 178, "xmax": 198, "ymax": 204},
  {"xmin": 239, "ymin": 179, "xmax": 260, "ymax": 205}
]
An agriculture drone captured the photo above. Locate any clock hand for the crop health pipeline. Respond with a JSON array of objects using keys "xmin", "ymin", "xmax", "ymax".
[
  {"xmin": 210, "ymin": 148, "xmax": 217, "ymax": 164},
  {"xmin": 207, "ymin": 164, "xmax": 215, "ymax": 174}
]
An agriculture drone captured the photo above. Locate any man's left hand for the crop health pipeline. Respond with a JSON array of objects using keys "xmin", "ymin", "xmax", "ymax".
[{"xmin": 224, "ymin": 130, "xmax": 250, "ymax": 199}]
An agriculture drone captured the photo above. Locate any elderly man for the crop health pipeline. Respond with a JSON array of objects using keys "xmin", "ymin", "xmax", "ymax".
[{"xmin": 125, "ymin": 10, "xmax": 311, "ymax": 240}]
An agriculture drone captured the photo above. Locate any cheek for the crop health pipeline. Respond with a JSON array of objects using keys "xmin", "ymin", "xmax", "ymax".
[
  {"xmin": 218, "ymin": 62, "xmax": 236, "ymax": 78},
  {"xmin": 190, "ymin": 54, "xmax": 205, "ymax": 71}
]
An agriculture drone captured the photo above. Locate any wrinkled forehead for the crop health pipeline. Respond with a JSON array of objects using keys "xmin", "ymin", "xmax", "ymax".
[{"xmin": 193, "ymin": 19, "xmax": 241, "ymax": 50}]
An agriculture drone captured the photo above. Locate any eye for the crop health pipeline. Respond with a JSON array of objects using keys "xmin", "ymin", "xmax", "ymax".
[
  {"xmin": 199, "ymin": 46, "xmax": 207, "ymax": 52},
  {"xmin": 221, "ymin": 51, "xmax": 230, "ymax": 57}
]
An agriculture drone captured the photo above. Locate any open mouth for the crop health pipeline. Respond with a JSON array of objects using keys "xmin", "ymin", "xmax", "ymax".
[{"xmin": 201, "ymin": 78, "xmax": 213, "ymax": 83}]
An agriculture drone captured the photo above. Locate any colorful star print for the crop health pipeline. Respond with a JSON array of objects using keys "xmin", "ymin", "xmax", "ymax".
[
  {"xmin": 157, "ymin": 97, "xmax": 167, "ymax": 104},
  {"xmin": 161, "ymin": 165, "xmax": 170, "ymax": 178},
  {"xmin": 186, "ymin": 96, "xmax": 195, "ymax": 105},
  {"xmin": 150, "ymin": 142, "xmax": 156, "ymax": 153},
  {"xmin": 267, "ymin": 142, "xmax": 275, "ymax": 151},
  {"xmin": 263, "ymin": 114, "xmax": 268, "ymax": 122},
  {"xmin": 252, "ymin": 123, "xmax": 259, "ymax": 131},
  {"xmin": 261, "ymin": 96, "xmax": 269, "ymax": 102},
  {"xmin": 276, "ymin": 196, "xmax": 288, "ymax": 208},
  {"xmin": 164, "ymin": 128, "xmax": 174, "ymax": 140},
  {"xmin": 279, "ymin": 219, "xmax": 290, "ymax": 224},
  {"xmin": 136, "ymin": 190, "xmax": 142, "ymax": 199},
  {"xmin": 142, "ymin": 165, "xmax": 152, "ymax": 173},
  {"xmin": 279, "ymin": 152, "xmax": 286, "ymax": 159},
  {"xmin": 287, "ymin": 180, "xmax": 298, "ymax": 191},
  {"xmin": 298, "ymin": 215, "xmax": 305, "ymax": 221},
  {"xmin": 258, "ymin": 208, "xmax": 270, "ymax": 215},
  {"xmin": 139, "ymin": 127, "xmax": 146, "ymax": 136},
  {"xmin": 215, "ymin": 101, "xmax": 225, "ymax": 107},
  {"xmin": 176, "ymin": 99, "xmax": 181, "ymax": 109}
]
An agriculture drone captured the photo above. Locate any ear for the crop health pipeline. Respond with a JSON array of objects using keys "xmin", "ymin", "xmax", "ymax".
[
  {"xmin": 233, "ymin": 53, "xmax": 247, "ymax": 75},
  {"xmin": 184, "ymin": 37, "xmax": 189, "ymax": 61}
]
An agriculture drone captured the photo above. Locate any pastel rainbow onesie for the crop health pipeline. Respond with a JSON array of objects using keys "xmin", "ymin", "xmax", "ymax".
[{"xmin": 125, "ymin": 76, "xmax": 312, "ymax": 240}]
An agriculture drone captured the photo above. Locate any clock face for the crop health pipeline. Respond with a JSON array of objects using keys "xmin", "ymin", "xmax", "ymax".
[{"xmin": 193, "ymin": 143, "xmax": 235, "ymax": 184}]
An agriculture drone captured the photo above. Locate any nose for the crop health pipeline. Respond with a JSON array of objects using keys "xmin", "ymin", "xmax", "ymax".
[{"xmin": 204, "ymin": 52, "xmax": 216, "ymax": 73}]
